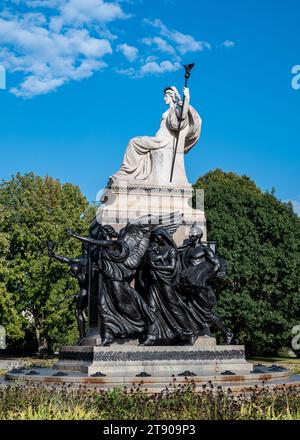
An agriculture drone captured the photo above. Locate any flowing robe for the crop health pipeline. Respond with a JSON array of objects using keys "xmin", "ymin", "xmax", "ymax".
[
  {"xmin": 179, "ymin": 245, "xmax": 227, "ymax": 334},
  {"xmin": 143, "ymin": 244, "xmax": 193, "ymax": 343},
  {"xmin": 97, "ymin": 226, "xmax": 154, "ymax": 341},
  {"xmin": 112, "ymin": 105, "xmax": 201, "ymax": 182}
]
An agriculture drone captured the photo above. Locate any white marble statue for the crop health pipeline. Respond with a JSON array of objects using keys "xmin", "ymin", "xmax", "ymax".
[{"xmin": 111, "ymin": 86, "xmax": 202, "ymax": 186}]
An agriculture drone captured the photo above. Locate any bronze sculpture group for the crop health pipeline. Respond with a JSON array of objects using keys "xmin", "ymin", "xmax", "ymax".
[
  {"xmin": 46, "ymin": 68, "xmax": 234, "ymax": 347},
  {"xmin": 48, "ymin": 214, "xmax": 233, "ymax": 347}
]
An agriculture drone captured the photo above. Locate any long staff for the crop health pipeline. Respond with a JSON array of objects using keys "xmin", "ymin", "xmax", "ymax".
[{"xmin": 170, "ymin": 63, "xmax": 195, "ymax": 183}]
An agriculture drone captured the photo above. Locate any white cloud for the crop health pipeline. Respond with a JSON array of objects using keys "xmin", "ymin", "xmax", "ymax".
[
  {"xmin": 144, "ymin": 18, "xmax": 211, "ymax": 54},
  {"xmin": 5, "ymin": 0, "xmax": 64, "ymax": 7},
  {"xmin": 115, "ymin": 59, "xmax": 180, "ymax": 78},
  {"xmin": 142, "ymin": 36, "xmax": 175, "ymax": 55},
  {"xmin": 0, "ymin": 11, "xmax": 112, "ymax": 97},
  {"xmin": 114, "ymin": 66, "xmax": 135, "ymax": 76},
  {"xmin": 221, "ymin": 40, "xmax": 235, "ymax": 48},
  {"xmin": 145, "ymin": 55, "xmax": 158, "ymax": 62},
  {"xmin": 96, "ymin": 27, "xmax": 118, "ymax": 40},
  {"xmin": 51, "ymin": 0, "xmax": 129, "ymax": 31},
  {"xmin": 117, "ymin": 43, "xmax": 138, "ymax": 61},
  {"xmin": 140, "ymin": 60, "xmax": 180, "ymax": 76},
  {"xmin": 11, "ymin": 76, "xmax": 65, "ymax": 97},
  {"xmin": 0, "ymin": 0, "xmax": 134, "ymax": 97},
  {"xmin": 1, "ymin": 4, "xmax": 219, "ymax": 96},
  {"xmin": 24, "ymin": 0, "xmax": 64, "ymax": 7},
  {"xmin": 4, "ymin": 1, "xmax": 130, "ymax": 29}
]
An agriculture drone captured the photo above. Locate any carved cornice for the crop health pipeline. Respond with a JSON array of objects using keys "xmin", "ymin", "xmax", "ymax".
[
  {"xmin": 59, "ymin": 349, "xmax": 245, "ymax": 363},
  {"xmin": 110, "ymin": 185, "xmax": 194, "ymax": 196}
]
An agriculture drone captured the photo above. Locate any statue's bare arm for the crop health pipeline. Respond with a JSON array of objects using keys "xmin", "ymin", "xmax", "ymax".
[
  {"xmin": 181, "ymin": 87, "xmax": 190, "ymax": 119},
  {"xmin": 67, "ymin": 230, "xmax": 114, "ymax": 248},
  {"xmin": 51, "ymin": 254, "xmax": 80, "ymax": 265},
  {"xmin": 205, "ymin": 247, "xmax": 221, "ymax": 274},
  {"xmin": 149, "ymin": 248, "xmax": 177, "ymax": 272}
]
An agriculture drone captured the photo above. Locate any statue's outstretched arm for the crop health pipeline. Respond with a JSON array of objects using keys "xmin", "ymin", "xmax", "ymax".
[
  {"xmin": 68, "ymin": 231, "xmax": 114, "ymax": 248},
  {"xmin": 51, "ymin": 254, "xmax": 79, "ymax": 265}
]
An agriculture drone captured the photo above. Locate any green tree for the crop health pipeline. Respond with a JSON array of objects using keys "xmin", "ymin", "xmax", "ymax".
[
  {"xmin": 195, "ymin": 169, "xmax": 300, "ymax": 355},
  {"xmin": 0, "ymin": 206, "xmax": 24, "ymax": 342},
  {"xmin": 0, "ymin": 173, "xmax": 93, "ymax": 354}
]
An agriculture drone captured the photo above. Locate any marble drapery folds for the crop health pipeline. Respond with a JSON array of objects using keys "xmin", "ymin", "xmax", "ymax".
[{"xmin": 112, "ymin": 104, "xmax": 202, "ymax": 182}]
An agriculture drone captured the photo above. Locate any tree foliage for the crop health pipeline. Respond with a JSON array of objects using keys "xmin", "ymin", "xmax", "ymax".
[
  {"xmin": 0, "ymin": 173, "xmax": 93, "ymax": 353},
  {"xmin": 1, "ymin": 170, "xmax": 299, "ymax": 356},
  {"xmin": 195, "ymin": 169, "xmax": 300, "ymax": 354},
  {"xmin": 0, "ymin": 206, "xmax": 24, "ymax": 341}
]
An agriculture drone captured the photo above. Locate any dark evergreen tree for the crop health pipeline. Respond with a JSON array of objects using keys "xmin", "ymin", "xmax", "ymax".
[{"xmin": 195, "ymin": 169, "xmax": 300, "ymax": 355}]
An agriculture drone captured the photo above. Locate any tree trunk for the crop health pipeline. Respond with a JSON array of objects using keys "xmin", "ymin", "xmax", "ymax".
[{"xmin": 35, "ymin": 327, "xmax": 48, "ymax": 357}]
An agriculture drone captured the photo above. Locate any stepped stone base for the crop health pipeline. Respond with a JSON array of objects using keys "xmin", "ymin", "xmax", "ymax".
[
  {"xmin": 97, "ymin": 182, "xmax": 206, "ymax": 244},
  {"xmin": 6, "ymin": 338, "xmax": 295, "ymax": 392},
  {"xmin": 55, "ymin": 337, "xmax": 253, "ymax": 377}
]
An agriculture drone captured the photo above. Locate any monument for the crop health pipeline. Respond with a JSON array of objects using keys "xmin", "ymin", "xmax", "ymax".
[
  {"xmin": 8, "ymin": 64, "xmax": 263, "ymax": 386},
  {"xmin": 52, "ymin": 64, "xmax": 253, "ymax": 379}
]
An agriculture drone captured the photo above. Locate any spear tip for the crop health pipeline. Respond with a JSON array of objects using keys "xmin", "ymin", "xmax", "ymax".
[{"xmin": 184, "ymin": 62, "xmax": 195, "ymax": 72}]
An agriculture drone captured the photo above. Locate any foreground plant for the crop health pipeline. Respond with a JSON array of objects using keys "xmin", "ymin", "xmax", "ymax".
[{"xmin": 0, "ymin": 382, "xmax": 300, "ymax": 420}]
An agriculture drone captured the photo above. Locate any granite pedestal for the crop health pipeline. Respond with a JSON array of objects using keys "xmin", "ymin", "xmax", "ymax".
[
  {"xmin": 55, "ymin": 337, "xmax": 253, "ymax": 377},
  {"xmin": 97, "ymin": 181, "xmax": 207, "ymax": 244}
]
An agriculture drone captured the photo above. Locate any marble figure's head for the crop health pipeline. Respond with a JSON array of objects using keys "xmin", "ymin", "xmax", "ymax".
[{"xmin": 164, "ymin": 86, "xmax": 181, "ymax": 105}]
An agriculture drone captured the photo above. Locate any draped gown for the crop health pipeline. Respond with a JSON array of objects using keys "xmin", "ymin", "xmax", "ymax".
[
  {"xmin": 143, "ymin": 242, "xmax": 193, "ymax": 343},
  {"xmin": 112, "ymin": 104, "xmax": 201, "ymax": 182}
]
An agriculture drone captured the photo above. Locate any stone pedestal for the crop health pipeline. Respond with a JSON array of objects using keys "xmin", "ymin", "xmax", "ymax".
[
  {"xmin": 56, "ymin": 337, "xmax": 253, "ymax": 377},
  {"xmin": 96, "ymin": 181, "xmax": 207, "ymax": 244}
]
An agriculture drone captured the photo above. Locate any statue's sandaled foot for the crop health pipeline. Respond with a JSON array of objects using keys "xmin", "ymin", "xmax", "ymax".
[
  {"xmin": 101, "ymin": 337, "xmax": 113, "ymax": 346},
  {"xmin": 225, "ymin": 332, "xmax": 234, "ymax": 345},
  {"xmin": 188, "ymin": 334, "xmax": 198, "ymax": 345},
  {"xmin": 178, "ymin": 330, "xmax": 197, "ymax": 345},
  {"xmin": 143, "ymin": 336, "xmax": 156, "ymax": 346}
]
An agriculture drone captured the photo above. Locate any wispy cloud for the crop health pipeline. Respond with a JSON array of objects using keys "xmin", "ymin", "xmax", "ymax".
[
  {"xmin": 1, "ymin": 2, "xmax": 233, "ymax": 97},
  {"xmin": 49, "ymin": 0, "xmax": 130, "ymax": 32},
  {"xmin": 117, "ymin": 43, "xmax": 138, "ymax": 61},
  {"xmin": 0, "ymin": 12, "xmax": 112, "ymax": 97},
  {"xmin": 144, "ymin": 18, "xmax": 211, "ymax": 54},
  {"xmin": 115, "ymin": 59, "xmax": 180, "ymax": 78},
  {"xmin": 24, "ymin": 0, "xmax": 63, "ymax": 7},
  {"xmin": 221, "ymin": 40, "xmax": 235, "ymax": 48},
  {"xmin": 114, "ymin": 66, "xmax": 135, "ymax": 76},
  {"xmin": 142, "ymin": 36, "xmax": 176, "ymax": 55},
  {"xmin": 0, "ymin": 1, "xmax": 126, "ymax": 97},
  {"xmin": 122, "ymin": 18, "xmax": 211, "ymax": 79},
  {"xmin": 140, "ymin": 60, "xmax": 180, "ymax": 76}
]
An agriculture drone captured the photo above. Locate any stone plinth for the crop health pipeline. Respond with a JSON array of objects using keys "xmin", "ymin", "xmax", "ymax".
[
  {"xmin": 55, "ymin": 337, "xmax": 253, "ymax": 377},
  {"xmin": 96, "ymin": 182, "xmax": 206, "ymax": 244}
]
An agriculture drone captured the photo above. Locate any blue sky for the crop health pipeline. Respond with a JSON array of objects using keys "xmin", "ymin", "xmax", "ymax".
[{"xmin": 0, "ymin": 0, "xmax": 299, "ymax": 214}]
